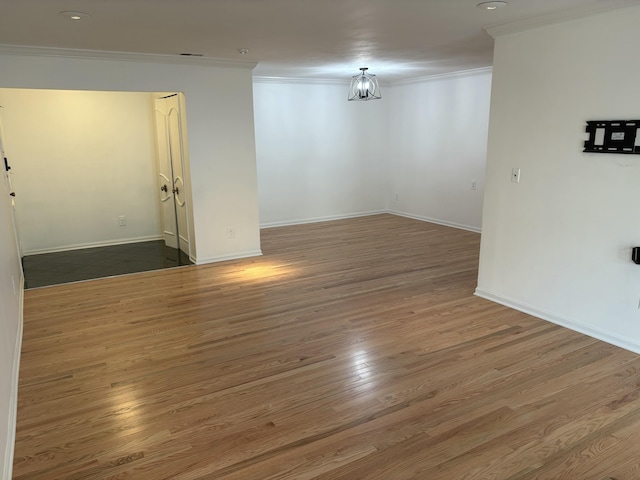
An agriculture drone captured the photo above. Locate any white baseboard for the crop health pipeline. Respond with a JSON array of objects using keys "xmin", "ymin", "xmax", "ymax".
[
  {"xmin": 195, "ymin": 249, "xmax": 263, "ymax": 265},
  {"xmin": 201, "ymin": 211, "xmax": 477, "ymax": 264},
  {"xmin": 260, "ymin": 210, "xmax": 387, "ymax": 229},
  {"xmin": 23, "ymin": 235, "xmax": 165, "ymax": 256},
  {"xmin": 474, "ymin": 288, "xmax": 640, "ymax": 355},
  {"xmin": 4, "ymin": 271, "xmax": 24, "ymax": 480},
  {"xmin": 389, "ymin": 210, "xmax": 482, "ymax": 233},
  {"xmin": 260, "ymin": 210, "xmax": 481, "ymax": 234}
]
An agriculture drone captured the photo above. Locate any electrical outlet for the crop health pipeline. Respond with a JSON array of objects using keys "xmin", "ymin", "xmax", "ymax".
[
  {"xmin": 226, "ymin": 226, "xmax": 235, "ymax": 239},
  {"xmin": 511, "ymin": 168, "xmax": 521, "ymax": 183},
  {"xmin": 118, "ymin": 215, "xmax": 127, "ymax": 226},
  {"xmin": 471, "ymin": 180, "xmax": 477, "ymax": 190}
]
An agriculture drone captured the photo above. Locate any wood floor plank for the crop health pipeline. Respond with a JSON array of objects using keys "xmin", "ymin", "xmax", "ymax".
[{"xmin": 13, "ymin": 214, "xmax": 636, "ymax": 479}]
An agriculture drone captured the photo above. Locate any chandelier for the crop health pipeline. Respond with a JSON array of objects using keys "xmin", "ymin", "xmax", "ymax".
[{"xmin": 348, "ymin": 67, "xmax": 381, "ymax": 101}]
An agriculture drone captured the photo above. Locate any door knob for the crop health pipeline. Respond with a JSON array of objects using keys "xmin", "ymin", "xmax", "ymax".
[
  {"xmin": 9, "ymin": 192, "xmax": 15, "ymax": 197},
  {"xmin": 161, "ymin": 184, "xmax": 168, "ymax": 192},
  {"xmin": 172, "ymin": 187, "xmax": 179, "ymax": 195}
]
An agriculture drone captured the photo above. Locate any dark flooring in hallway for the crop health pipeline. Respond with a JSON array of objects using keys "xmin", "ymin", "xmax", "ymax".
[{"xmin": 22, "ymin": 240, "xmax": 192, "ymax": 289}]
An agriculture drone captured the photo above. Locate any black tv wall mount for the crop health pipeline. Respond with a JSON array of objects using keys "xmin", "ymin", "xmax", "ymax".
[{"xmin": 584, "ymin": 120, "xmax": 640, "ymax": 154}]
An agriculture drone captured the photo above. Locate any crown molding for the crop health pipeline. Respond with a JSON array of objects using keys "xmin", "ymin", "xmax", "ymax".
[
  {"xmin": 252, "ymin": 76, "xmax": 348, "ymax": 85},
  {"xmin": 0, "ymin": 44, "xmax": 258, "ymax": 69},
  {"xmin": 390, "ymin": 67, "xmax": 493, "ymax": 86},
  {"xmin": 254, "ymin": 67, "xmax": 492, "ymax": 87},
  {"xmin": 486, "ymin": 1, "xmax": 640, "ymax": 38}
]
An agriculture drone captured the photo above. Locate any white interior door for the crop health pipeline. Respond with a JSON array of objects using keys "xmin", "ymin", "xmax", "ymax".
[
  {"xmin": 167, "ymin": 99, "xmax": 189, "ymax": 255},
  {"xmin": 154, "ymin": 94, "xmax": 190, "ymax": 255},
  {"xmin": 154, "ymin": 97, "xmax": 178, "ymax": 249}
]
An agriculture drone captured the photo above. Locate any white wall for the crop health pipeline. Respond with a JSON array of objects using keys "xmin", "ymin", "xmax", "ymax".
[
  {"xmin": 253, "ymin": 73, "xmax": 492, "ymax": 230},
  {"xmin": 477, "ymin": 6, "xmax": 640, "ymax": 352},
  {"xmin": 0, "ymin": 117, "xmax": 23, "ymax": 480},
  {"xmin": 253, "ymin": 80, "xmax": 389, "ymax": 227},
  {"xmin": 0, "ymin": 49, "xmax": 261, "ymax": 264},
  {"xmin": 387, "ymin": 70, "xmax": 492, "ymax": 232},
  {"xmin": 0, "ymin": 88, "xmax": 162, "ymax": 254}
]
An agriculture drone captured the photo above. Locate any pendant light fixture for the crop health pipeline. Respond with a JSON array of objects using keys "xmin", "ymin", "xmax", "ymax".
[
  {"xmin": 348, "ymin": 67, "xmax": 381, "ymax": 101},
  {"xmin": 476, "ymin": 1, "xmax": 508, "ymax": 9}
]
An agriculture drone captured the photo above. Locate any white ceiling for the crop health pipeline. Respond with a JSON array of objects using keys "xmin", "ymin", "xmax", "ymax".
[{"xmin": 0, "ymin": 0, "xmax": 638, "ymax": 81}]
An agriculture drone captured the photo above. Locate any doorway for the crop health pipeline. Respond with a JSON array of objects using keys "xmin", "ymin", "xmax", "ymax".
[{"xmin": 0, "ymin": 88, "xmax": 195, "ymax": 288}]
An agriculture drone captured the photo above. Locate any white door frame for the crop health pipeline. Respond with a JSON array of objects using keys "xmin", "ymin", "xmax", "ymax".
[{"xmin": 0, "ymin": 110, "xmax": 23, "ymax": 260}]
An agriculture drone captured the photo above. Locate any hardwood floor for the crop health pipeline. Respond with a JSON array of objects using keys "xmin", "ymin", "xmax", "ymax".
[{"xmin": 13, "ymin": 214, "xmax": 636, "ymax": 479}]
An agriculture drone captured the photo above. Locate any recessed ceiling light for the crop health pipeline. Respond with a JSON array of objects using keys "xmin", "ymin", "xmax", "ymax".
[
  {"xmin": 476, "ymin": 1, "xmax": 508, "ymax": 9},
  {"xmin": 238, "ymin": 48, "xmax": 249, "ymax": 55},
  {"xmin": 59, "ymin": 11, "xmax": 90, "ymax": 20}
]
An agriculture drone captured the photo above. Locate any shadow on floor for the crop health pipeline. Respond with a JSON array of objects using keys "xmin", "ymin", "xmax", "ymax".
[{"xmin": 23, "ymin": 240, "xmax": 193, "ymax": 289}]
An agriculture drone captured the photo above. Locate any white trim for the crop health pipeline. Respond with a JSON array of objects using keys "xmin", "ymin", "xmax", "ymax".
[
  {"xmin": 260, "ymin": 210, "xmax": 481, "ymax": 233},
  {"xmin": 24, "ymin": 235, "xmax": 164, "ymax": 256},
  {"xmin": 259, "ymin": 210, "xmax": 387, "ymax": 229},
  {"xmin": 4, "ymin": 270, "xmax": 24, "ymax": 480},
  {"xmin": 254, "ymin": 67, "xmax": 492, "ymax": 87},
  {"xmin": 388, "ymin": 210, "xmax": 482, "ymax": 233},
  {"xmin": 474, "ymin": 288, "xmax": 640, "ymax": 355},
  {"xmin": 0, "ymin": 44, "xmax": 257, "ymax": 70},
  {"xmin": 486, "ymin": 2, "xmax": 640, "ymax": 38},
  {"xmin": 195, "ymin": 250, "xmax": 263, "ymax": 265},
  {"xmin": 253, "ymin": 76, "xmax": 349, "ymax": 86},
  {"xmin": 390, "ymin": 67, "xmax": 493, "ymax": 87}
]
